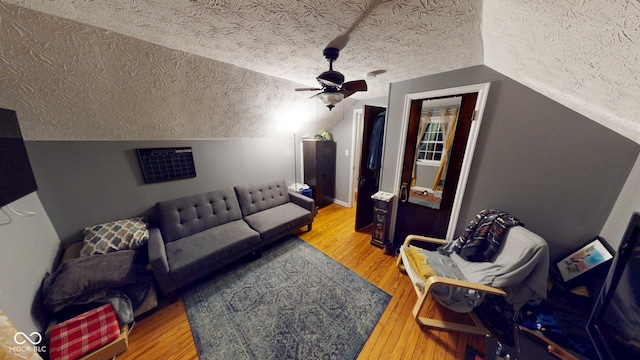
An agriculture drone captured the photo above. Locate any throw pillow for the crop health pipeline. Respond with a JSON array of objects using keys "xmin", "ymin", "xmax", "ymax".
[{"xmin": 80, "ymin": 217, "xmax": 149, "ymax": 257}]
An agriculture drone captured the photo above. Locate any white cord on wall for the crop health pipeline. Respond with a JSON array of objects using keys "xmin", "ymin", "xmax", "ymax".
[
  {"xmin": 0, "ymin": 205, "xmax": 37, "ymax": 225},
  {"xmin": 7, "ymin": 205, "xmax": 36, "ymax": 216}
]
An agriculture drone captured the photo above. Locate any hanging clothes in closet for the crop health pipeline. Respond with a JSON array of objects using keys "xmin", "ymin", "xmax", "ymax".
[{"xmin": 367, "ymin": 111, "xmax": 386, "ymax": 170}]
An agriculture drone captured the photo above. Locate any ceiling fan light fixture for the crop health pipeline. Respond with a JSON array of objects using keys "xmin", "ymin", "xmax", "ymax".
[{"xmin": 318, "ymin": 92, "xmax": 344, "ymax": 111}]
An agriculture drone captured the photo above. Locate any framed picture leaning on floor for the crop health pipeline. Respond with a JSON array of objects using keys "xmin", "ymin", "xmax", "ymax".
[{"xmin": 557, "ymin": 236, "xmax": 614, "ymax": 283}]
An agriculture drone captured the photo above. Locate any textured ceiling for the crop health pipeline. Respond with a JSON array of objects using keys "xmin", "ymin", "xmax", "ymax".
[
  {"xmin": 0, "ymin": 0, "xmax": 482, "ymax": 140},
  {"xmin": 483, "ymin": 0, "xmax": 640, "ymax": 145},
  {"xmin": 3, "ymin": 0, "xmax": 482, "ymax": 99},
  {"xmin": 1, "ymin": 0, "xmax": 639, "ymax": 143}
]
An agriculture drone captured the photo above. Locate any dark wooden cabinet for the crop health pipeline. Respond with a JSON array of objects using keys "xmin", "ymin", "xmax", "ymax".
[{"xmin": 303, "ymin": 139, "xmax": 336, "ymax": 209}]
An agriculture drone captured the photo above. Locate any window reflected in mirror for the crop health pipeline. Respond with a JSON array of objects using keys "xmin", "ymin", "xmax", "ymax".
[{"xmin": 408, "ymin": 97, "xmax": 461, "ymax": 209}]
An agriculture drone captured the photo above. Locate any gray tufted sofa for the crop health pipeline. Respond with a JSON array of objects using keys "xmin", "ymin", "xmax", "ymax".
[{"xmin": 147, "ymin": 179, "xmax": 315, "ymax": 295}]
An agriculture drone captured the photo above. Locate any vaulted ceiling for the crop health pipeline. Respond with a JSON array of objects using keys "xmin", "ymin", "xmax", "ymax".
[{"xmin": 1, "ymin": 0, "xmax": 638, "ymax": 143}]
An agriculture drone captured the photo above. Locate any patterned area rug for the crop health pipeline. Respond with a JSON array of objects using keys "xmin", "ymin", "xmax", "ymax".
[{"xmin": 183, "ymin": 235, "xmax": 391, "ymax": 360}]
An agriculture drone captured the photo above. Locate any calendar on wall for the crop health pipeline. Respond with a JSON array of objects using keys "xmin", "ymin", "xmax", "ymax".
[{"xmin": 136, "ymin": 147, "xmax": 196, "ymax": 183}]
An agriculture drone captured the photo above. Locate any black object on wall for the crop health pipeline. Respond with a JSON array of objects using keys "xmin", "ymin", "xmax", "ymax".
[
  {"xmin": 136, "ymin": 147, "xmax": 196, "ymax": 183},
  {"xmin": 303, "ymin": 139, "xmax": 336, "ymax": 209},
  {"xmin": 0, "ymin": 108, "xmax": 38, "ymax": 207}
]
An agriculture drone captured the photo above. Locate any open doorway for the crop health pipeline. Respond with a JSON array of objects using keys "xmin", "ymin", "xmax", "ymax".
[{"xmin": 352, "ymin": 105, "xmax": 386, "ymax": 231}]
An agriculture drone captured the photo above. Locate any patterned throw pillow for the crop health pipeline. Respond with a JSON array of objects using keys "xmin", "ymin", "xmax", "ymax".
[{"xmin": 80, "ymin": 217, "xmax": 149, "ymax": 257}]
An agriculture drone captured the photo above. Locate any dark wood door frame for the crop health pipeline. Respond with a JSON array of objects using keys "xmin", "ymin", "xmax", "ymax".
[
  {"xmin": 389, "ymin": 83, "xmax": 491, "ymax": 245},
  {"xmin": 394, "ymin": 93, "xmax": 477, "ymax": 244}
]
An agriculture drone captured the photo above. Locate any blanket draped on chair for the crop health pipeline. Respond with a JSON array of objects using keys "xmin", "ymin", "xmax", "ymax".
[
  {"xmin": 433, "ymin": 226, "xmax": 549, "ymax": 312},
  {"xmin": 453, "ymin": 209, "xmax": 524, "ymax": 262}
]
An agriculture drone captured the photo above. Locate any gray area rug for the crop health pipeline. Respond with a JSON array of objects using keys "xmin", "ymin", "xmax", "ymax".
[{"xmin": 183, "ymin": 235, "xmax": 391, "ymax": 360}]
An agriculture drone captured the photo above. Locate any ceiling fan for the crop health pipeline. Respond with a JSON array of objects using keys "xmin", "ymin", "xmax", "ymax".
[
  {"xmin": 296, "ymin": 0, "xmax": 388, "ymax": 110},
  {"xmin": 295, "ymin": 47, "xmax": 367, "ymax": 110}
]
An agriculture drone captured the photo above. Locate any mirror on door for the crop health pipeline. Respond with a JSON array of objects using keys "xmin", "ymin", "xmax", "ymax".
[{"xmin": 407, "ymin": 97, "xmax": 462, "ymax": 209}]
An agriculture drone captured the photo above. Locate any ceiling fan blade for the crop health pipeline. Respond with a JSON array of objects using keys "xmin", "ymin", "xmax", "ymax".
[
  {"xmin": 342, "ymin": 79, "xmax": 367, "ymax": 92},
  {"xmin": 339, "ymin": 89, "xmax": 356, "ymax": 99},
  {"xmin": 295, "ymin": 87, "xmax": 323, "ymax": 91},
  {"xmin": 309, "ymin": 91, "xmax": 324, "ymax": 99}
]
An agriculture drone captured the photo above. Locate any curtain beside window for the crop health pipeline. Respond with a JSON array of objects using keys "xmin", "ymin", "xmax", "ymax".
[
  {"xmin": 411, "ymin": 110, "xmax": 433, "ymax": 186},
  {"xmin": 431, "ymin": 108, "xmax": 459, "ymax": 190}
]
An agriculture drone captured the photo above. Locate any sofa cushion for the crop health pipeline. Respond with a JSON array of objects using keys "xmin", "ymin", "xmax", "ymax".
[
  {"xmin": 157, "ymin": 187, "xmax": 243, "ymax": 243},
  {"xmin": 164, "ymin": 220, "xmax": 260, "ymax": 286},
  {"xmin": 243, "ymin": 202, "xmax": 311, "ymax": 241},
  {"xmin": 234, "ymin": 179, "xmax": 290, "ymax": 217}
]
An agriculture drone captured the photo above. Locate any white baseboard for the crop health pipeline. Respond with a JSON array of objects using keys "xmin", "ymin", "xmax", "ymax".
[{"xmin": 332, "ymin": 199, "xmax": 351, "ymax": 208}]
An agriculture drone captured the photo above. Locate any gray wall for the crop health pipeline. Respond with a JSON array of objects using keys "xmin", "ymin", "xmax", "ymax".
[
  {"xmin": 381, "ymin": 65, "xmax": 639, "ymax": 260},
  {"xmin": 26, "ymin": 137, "xmax": 295, "ymax": 245},
  {"xmin": 0, "ymin": 193, "xmax": 59, "ymax": 334},
  {"xmin": 601, "ymin": 153, "xmax": 640, "ymax": 250},
  {"xmin": 330, "ymin": 115, "xmax": 354, "ymax": 206}
]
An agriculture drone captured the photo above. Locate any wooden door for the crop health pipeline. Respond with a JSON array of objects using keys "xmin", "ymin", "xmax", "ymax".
[
  {"xmin": 355, "ymin": 105, "xmax": 386, "ymax": 230},
  {"xmin": 393, "ymin": 93, "xmax": 478, "ymax": 245}
]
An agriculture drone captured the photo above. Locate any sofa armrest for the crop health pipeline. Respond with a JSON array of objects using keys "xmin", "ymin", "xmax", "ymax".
[
  {"xmin": 289, "ymin": 191, "xmax": 316, "ymax": 217},
  {"xmin": 147, "ymin": 227, "xmax": 175, "ymax": 295}
]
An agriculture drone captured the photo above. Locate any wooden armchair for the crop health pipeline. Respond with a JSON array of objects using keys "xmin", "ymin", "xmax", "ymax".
[{"xmin": 396, "ymin": 226, "xmax": 549, "ymax": 336}]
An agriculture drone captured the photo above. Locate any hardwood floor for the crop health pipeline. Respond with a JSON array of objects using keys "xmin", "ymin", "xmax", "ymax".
[{"xmin": 119, "ymin": 202, "xmax": 485, "ymax": 359}]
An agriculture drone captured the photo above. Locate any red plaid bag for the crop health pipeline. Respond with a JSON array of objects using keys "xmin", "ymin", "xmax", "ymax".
[{"xmin": 49, "ymin": 304, "xmax": 121, "ymax": 360}]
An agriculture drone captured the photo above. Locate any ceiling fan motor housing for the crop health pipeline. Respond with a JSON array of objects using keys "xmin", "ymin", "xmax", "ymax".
[
  {"xmin": 317, "ymin": 70, "xmax": 345, "ymax": 87},
  {"xmin": 323, "ymin": 47, "xmax": 340, "ymax": 62},
  {"xmin": 317, "ymin": 47, "xmax": 344, "ymax": 87}
]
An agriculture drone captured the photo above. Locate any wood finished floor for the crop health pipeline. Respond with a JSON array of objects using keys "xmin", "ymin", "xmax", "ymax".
[{"xmin": 119, "ymin": 202, "xmax": 485, "ymax": 359}]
